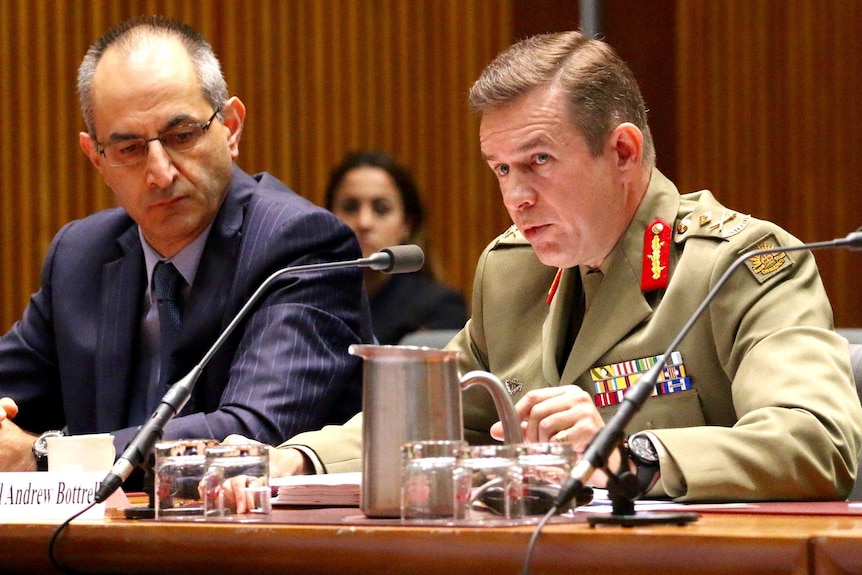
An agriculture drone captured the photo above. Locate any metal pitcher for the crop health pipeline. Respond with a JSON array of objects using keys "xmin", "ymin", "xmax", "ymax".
[{"xmin": 350, "ymin": 344, "xmax": 523, "ymax": 518}]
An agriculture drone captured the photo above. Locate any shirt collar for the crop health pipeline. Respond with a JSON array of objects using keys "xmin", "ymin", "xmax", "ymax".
[{"xmin": 140, "ymin": 223, "xmax": 213, "ymax": 296}]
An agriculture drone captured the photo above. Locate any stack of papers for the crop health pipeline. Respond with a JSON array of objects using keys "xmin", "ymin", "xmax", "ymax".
[{"xmin": 271, "ymin": 472, "xmax": 361, "ymax": 507}]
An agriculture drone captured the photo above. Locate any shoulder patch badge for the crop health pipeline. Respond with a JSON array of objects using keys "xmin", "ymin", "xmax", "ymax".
[{"xmin": 741, "ymin": 234, "xmax": 794, "ymax": 283}]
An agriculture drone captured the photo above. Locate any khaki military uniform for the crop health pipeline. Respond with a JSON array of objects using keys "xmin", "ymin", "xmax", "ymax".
[{"xmin": 286, "ymin": 169, "xmax": 862, "ymax": 502}]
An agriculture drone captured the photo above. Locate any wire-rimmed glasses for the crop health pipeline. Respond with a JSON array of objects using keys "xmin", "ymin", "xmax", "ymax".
[{"xmin": 97, "ymin": 108, "xmax": 221, "ymax": 167}]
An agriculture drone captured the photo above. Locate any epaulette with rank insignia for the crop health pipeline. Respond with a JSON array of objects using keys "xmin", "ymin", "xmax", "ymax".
[
  {"xmin": 490, "ymin": 225, "xmax": 529, "ymax": 249},
  {"xmin": 674, "ymin": 206, "xmax": 751, "ymax": 245}
]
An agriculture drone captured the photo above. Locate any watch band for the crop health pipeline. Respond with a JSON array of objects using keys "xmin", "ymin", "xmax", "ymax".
[
  {"xmin": 32, "ymin": 430, "xmax": 65, "ymax": 472},
  {"xmin": 626, "ymin": 433, "xmax": 661, "ymax": 494}
]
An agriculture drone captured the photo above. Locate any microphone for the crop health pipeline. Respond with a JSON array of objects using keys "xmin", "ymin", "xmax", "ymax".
[
  {"xmin": 370, "ymin": 244, "xmax": 427, "ymax": 273},
  {"xmin": 94, "ymin": 244, "xmax": 425, "ymax": 503},
  {"xmin": 554, "ymin": 228, "xmax": 862, "ymax": 509}
]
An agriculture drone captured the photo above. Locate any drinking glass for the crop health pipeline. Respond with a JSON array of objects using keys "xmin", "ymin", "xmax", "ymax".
[
  {"xmin": 154, "ymin": 439, "xmax": 219, "ymax": 519},
  {"xmin": 400, "ymin": 439, "xmax": 465, "ymax": 522},
  {"xmin": 202, "ymin": 444, "xmax": 271, "ymax": 517},
  {"xmin": 453, "ymin": 444, "xmax": 524, "ymax": 523}
]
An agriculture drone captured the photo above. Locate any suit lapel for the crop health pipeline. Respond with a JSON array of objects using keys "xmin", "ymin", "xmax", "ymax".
[
  {"xmin": 171, "ymin": 168, "xmax": 249, "ymax": 412},
  {"xmin": 95, "ymin": 226, "xmax": 145, "ymax": 430},
  {"xmin": 180, "ymin": 214, "xmax": 241, "ymax": 346}
]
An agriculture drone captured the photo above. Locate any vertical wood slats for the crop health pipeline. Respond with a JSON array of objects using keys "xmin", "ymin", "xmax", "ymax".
[
  {"xmin": 4, "ymin": 1, "xmax": 860, "ymax": 332},
  {"xmin": 0, "ymin": 0, "xmax": 513, "ymax": 330},
  {"xmin": 676, "ymin": 0, "xmax": 862, "ymax": 326}
]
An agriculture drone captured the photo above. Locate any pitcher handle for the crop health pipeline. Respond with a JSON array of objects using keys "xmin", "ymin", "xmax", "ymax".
[{"xmin": 460, "ymin": 370, "xmax": 524, "ymax": 444}]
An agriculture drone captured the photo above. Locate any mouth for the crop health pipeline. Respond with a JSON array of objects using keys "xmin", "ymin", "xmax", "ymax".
[
  {"xmin": 520, "ymin": 223, "xmax": 550, "ymax": 241},
  {"xmin": 152, "ymin": 195, "xmax": 187, "ymax": 208}
]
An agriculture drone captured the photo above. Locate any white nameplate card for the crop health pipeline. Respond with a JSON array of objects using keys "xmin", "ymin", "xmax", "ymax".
[{"xmin": 0, "ymin": 471, "xmax": 106, "ymax": 522}]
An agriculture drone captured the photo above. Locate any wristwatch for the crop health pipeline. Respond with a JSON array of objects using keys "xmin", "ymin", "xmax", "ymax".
[
  {"xmin": 32, "ymin": 430, "xmax": 64, "ymax": 471},
  {"xmin": 627, "ymin": 432, "xmax": 661, "ymax": 494}
]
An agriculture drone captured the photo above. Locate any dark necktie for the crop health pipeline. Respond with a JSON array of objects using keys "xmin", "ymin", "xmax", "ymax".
[
  {"xmin": 153, "ymin": 261, "xmax": 185, "ymax": 389},
  {"xmin": 559, "ymin": 268, "xmax": 603, "ymax": 372}
]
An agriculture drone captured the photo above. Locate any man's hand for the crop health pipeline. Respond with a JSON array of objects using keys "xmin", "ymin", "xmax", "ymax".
[
  {"xmin": 222, "ymin": 434, "xmax": 311, "ymax": 478},
  {"xmin": 0, "ymin": 397, "xmax": 19, "ymax": 422},
  {"xmin": 0, "ymin": 400, "xmax": 38, "ymax": 472},
  {"xmin": 489, "ymin": 385, "xmax": 615, "ymax": 487},
  {"xmin": 213, "ymin": 435, "xmax": 312, "ymax": 514},
  {"xmin": 490, "ymin": 385, "xmax": 605, "ymax": 445}
]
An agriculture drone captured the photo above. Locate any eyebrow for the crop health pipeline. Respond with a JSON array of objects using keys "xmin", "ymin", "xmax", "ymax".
[
  {"xmin": 482, "ymin": 135, "xmax": 550, "ymax": 162},
  {"xmin": 516, "ymin": 136, "xmax": 551, "ymax": 154}
]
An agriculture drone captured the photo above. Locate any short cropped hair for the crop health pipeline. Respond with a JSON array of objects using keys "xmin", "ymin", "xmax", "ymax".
[
  {"xmin": 468, "ymin": 31, "xmax": 655, "ymax": 168},
  {"xmin": 77, "ymin": 15, "xmax": 228, "ymax": 137}
]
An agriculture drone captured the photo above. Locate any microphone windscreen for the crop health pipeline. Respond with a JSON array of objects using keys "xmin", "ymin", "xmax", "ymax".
[{"xmin": 380, "ymin": 245, "xmax": 425, "ymax": 274}]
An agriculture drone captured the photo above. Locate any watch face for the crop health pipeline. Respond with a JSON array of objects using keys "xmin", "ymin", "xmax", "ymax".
[
  {"xmin": 630, "ymin": 434, "xmax": 659, "ymax": 463},
  {"xmin": 33, "ymin": 431, "xmax": 63, "ymax": 456},
  {"xmin": 34, "ymin": 437, "xmax": 49, "ymax": 456}
]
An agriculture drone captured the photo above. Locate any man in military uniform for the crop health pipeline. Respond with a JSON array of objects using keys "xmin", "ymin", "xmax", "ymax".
[{"xmin": 236, "ymin": 31, "xmax": 862, "ymax": 501}]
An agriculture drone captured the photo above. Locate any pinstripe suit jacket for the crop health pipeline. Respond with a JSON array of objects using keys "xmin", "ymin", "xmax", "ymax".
[{"xmin": 0, "ymin": 165, "xmax": 365, "ymax": 456}]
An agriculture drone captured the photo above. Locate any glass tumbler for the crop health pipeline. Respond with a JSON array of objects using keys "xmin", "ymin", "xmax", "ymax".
[
  {"xmin": 400, "ymin": 439, "xmax": 465, "ymax": 522},
  {"xmin": 202, "ymin": 443, "xmax": 271, "ymax": 517},
  {"xmin": 453, "ymin": 444, "xmax": 524, "ymax": 523},
  {"xmin": 517, "ymin": 442, "xmax": 575, "ymax": 514},
  {"xmin": 154, "ymin": 438, "xmax": 219, "ymax": 519}
]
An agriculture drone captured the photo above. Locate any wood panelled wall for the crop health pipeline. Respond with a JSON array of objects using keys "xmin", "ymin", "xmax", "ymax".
[
  {"xmin": 0, "ymin": 0, "xmax": 513, "ymax": 330},
  {"xmin": 674, "ymin": 0, "xmax": 862, "ymax": 327},
  {"xmin": 2, "ymin": 0, "xmax": 861, "ymax": 332}
]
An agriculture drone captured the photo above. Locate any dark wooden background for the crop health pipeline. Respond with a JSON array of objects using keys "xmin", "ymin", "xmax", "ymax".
[{"xmin": 1, "ymin": 0, "xmax": 859, "ymax": 331}]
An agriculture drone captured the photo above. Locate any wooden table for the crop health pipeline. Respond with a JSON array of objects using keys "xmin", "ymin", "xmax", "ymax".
[
  {"xmin": 811, "ymin": 521, "xmax": 862, "ymax": 575},
  {"xmin": 4, "ymin": 503, "xmax": 862, "ymax": 575}
]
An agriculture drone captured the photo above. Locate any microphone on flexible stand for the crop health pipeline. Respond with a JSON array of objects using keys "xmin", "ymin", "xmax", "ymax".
[
  {"xmin": 553, "ymin": 228, "xmax": 862, "ymax": 524},
  {"xmin": 94, "ymin": 244, "xmax": 425, "ymax": 505}
]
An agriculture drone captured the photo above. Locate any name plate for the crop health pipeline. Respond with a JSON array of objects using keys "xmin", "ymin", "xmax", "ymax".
[{"xmin": 0, "ymin": 472, "xmax": 106, "ymax": 522}]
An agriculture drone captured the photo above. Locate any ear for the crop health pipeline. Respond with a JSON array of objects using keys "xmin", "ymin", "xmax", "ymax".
[
  {"xmin": 220, "ymin": 96, "xmax": 246, "ymax": 159},
  {"xmin": 79, "ymin": 132, "xmax": 105, "ymax": 172},
  {"xmin": 608, "ymin": 122, "xmax": 643, "ymax": 170}
]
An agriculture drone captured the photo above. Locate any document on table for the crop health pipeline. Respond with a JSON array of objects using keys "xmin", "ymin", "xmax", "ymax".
[
  {"xmin": 271, "ymin": 472, "xmax": 361, "ymax": 507},
  {"xmin": 579, "ymin": 488, "xmax": 682, "ymax": 512}
]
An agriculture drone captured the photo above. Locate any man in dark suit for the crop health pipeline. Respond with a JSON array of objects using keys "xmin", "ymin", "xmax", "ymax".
[{"xmin": 0, "ymin": 16, "xmax": 365, "ymax": 477}]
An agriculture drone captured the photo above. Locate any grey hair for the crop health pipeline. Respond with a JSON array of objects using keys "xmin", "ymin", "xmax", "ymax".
[
  {"xmin": 469, "ymin": 31, "xmax": 655, "ymax": 169},
  {"xmin": 77, "ymin": 15, "xmax": 228, "ymax": 137}
]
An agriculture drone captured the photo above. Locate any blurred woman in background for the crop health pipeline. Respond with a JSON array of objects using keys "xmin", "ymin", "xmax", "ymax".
[{"xmin": 325, "ymin": 151, "xmax": 469, "ymax": 345}]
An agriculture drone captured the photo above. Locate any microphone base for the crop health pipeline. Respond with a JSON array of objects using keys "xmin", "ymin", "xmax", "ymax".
[
  {"xmin": 587, "ymin": 510, "xmax": 699, "ymax": 528},
  {"xmin": 123, "ymin": 506, "xmax": 156, "ymax": 520},
  {"xmin": 587, "ymin": 449, "xmax": 699, "ymax": 528},
  {"xmin": 122, "ymin": 454, "xmax": 157, "ymax": 520}
]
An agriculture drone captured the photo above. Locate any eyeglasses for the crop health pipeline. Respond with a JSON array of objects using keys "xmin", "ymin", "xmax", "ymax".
[{"xmin": 97, "ymin": 109, "xmax": 221, "ymax": 167}]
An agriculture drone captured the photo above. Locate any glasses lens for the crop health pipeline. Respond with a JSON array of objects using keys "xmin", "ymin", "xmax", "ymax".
[
  {"xmin": 103, "ymin": 139, "xmax": 148, "ymax": 166},
  {"xmin": 160, "ymin": 125, "xmax": 205, "ymax": 152}
]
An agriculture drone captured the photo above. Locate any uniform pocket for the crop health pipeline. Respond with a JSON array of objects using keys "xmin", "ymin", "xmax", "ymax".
[{"xmin": 598, "ymin": 388, "xmax": 706, "ymax": 433}]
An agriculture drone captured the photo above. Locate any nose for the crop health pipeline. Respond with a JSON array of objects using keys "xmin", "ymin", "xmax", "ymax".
[
  {"xmin": 500, "ymin": 171, "xmax": 536, "ymax": 212},
  {"xmin": 145, "ymin": 140, "xmax": 179, "ymax": 188},
  {"xmin": 355, "ymin": 206, "xmax": 376, "ymax": 230}
]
